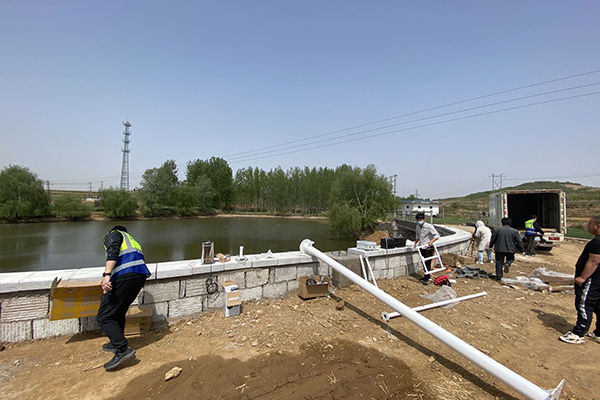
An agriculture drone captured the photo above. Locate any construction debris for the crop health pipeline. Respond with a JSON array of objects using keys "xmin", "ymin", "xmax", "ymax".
[{"xmin": 165, "ymin": 366, "xmax": 183, "ymax": 381}]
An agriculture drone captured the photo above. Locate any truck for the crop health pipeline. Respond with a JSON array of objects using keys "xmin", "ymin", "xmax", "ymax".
[{"xmin": 488, "ymin": 189, "xmax": 566, "ymax": 251}]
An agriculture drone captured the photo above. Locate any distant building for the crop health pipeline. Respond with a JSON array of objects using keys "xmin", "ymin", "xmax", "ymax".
[{"xmin": 400, "ymin": 200, "xmax": 444, "ymax": 217}]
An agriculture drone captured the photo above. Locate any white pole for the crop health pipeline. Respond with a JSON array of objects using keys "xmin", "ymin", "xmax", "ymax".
[
  {"xmin": 382, "ymin": 292, "xmax": 487, "ymax": 322},
  {"xmin": 300, "ymin": 239, "xmax": 564, "ymax": 400}
]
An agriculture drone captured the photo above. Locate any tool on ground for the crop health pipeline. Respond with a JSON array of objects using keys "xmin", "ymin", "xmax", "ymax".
[{"xmin": 300, "ymin": 239, "xmax": 564, "ymax": 400}]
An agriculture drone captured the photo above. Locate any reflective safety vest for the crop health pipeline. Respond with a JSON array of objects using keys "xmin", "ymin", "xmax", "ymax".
[
  {"xmin": 525, "ymin": 219, "xmax": 537, "ymax": 236},
  {"xmin": 104, "ymin": 230, "xmax": 151, "ymax": 280}
]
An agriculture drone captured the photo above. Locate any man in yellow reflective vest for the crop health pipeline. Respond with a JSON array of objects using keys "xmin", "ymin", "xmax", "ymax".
[
  {"xmin": 524, "ymin": 215, "xmax": 544, "ymax": 256},
  {"xmin": 96, "ymin": 226, "xmax": 151, "ymax": 371}
]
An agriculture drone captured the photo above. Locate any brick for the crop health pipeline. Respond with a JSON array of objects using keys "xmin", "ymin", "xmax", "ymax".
[
  {"xmin": 219, "ymin": 271, "xmax": 246, "ymax": 289},
  {"xmin": 245, "ymin": 269, "xmax": 269, "ymax": 288},
  {"xmin": 205, "ymin": 292, "xmax": 224, "ymax": 310},
  {"xmin": 80, "ymin": 316, "xmax": 100, "ymax": 332},
  {"xmin": 241, "ymin": 286, "xmax": 262, "ymax": 302},
  {"xmin": 1, "ymin": 294, "xmax": 49, "ymax": 322},
  {"xmin": 33, "ymin": 318, "xmax": 79, "ymax": 339},
  {"xmin": 147, "ymin": 302, "xmax": 168, "ymax": 325},
  {"xmin": 142, "ymin": 281, "xmax": 180, "ymax": 304},
  {"xmin": 287, "ymin": 280, "xmax": 299, "ymax": 292},
  {"xmin": 169, "ymin": 297, "xmax": 203, "ymax": 318},
  {"xmin": 0, "ymin": 320, "xmax": 32, "ymax": 342},
  {"xmin": 263, "ymin": 282, "xmax": 288, "ymax": 299},
  {"xmin": 184, "ymin": 276, "xmax": 213, "ymax": 297},
  {"xmin": 297, "ymin": 264, "xmax": 318, "ymax": 278},
  {"xmin": 270, "ymin": 266, "xmax": 297, "ymax": 283}
]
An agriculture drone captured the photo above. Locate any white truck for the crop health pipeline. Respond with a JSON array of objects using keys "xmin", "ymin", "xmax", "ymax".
[{"xmin": 488, "ymin": 189, "xmax": 566, "ymax": 251}]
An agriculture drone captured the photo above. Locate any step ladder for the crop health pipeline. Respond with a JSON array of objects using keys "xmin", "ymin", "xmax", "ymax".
[
  {"xmin": 359, "ymin": 255, "xmax": 378, "ymax": 288},
  {"xmin": 416, "ymin": 243, "xmax": 446, "ymax": 275}
]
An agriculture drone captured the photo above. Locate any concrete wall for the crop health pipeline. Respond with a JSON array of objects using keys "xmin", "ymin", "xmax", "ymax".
[{"xmin": 0, "ymin": 226, "xmax": 470, "ymax": 343}]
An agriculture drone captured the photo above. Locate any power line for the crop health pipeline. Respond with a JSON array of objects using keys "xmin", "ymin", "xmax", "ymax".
[
  {"xmin": 222, "ymin": 68, "xmax": 600, "ymax": 159},
  {"xmin": 228, "ymin": 90, "xmax": 600, "ymax": 164},
  {"xmin": 227, "ymin": 81, "xmax": 600, "ymax": 163},
  {"xmin": 504, "ymin": 173, "xmax": 600, "ymax": 181}
]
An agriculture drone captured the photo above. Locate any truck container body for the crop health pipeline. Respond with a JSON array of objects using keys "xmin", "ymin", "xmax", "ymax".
[{"xmin": 488, "ymin": 190, "xmax": 566, "ymax": 249}]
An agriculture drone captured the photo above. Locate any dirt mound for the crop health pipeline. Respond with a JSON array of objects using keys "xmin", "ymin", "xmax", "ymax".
[{"xmin": 114, "ymin": 340, "xmax": 429, "ymax": 400}]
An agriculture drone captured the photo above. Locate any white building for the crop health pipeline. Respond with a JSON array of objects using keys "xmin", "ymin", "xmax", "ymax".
[{"xmin": 400, "ymin": 200, "xmax": 443, "ymax": 217}]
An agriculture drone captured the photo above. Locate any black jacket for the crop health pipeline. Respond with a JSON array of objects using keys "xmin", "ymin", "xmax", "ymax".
[{"xmin": 490, "ymin": 225, "xmax": 524, "ymax": 253}]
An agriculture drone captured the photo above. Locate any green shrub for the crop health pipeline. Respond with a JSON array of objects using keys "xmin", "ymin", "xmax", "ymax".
[
  {"xmin": 52, "ymin": 195, "xmax": 92, "ymax": 220},
  {"xmin": 100, "ymin": 188, "xmax": 138, "ymax": 218}
]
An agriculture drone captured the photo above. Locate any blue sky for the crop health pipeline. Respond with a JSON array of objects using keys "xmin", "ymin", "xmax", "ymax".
[{"xmin": 1, "ymin": 1, "xmax": 598, "ymax": 199}]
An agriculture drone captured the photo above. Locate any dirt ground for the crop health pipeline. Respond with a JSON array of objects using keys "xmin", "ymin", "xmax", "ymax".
[{"xmin": 1, "ymin": 227, "xmax": 599, "ymax": 400}]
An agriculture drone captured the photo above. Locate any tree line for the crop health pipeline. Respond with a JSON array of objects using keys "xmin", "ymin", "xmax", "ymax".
[{"xmin": 0, "ymin": 160, "xmax": 395, "ymax": 237}]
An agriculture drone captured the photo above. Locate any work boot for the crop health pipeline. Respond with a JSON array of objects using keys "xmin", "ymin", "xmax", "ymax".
[
  {"xmin": 102, "ymin": 342, "xmax": 116, "ymax": 353},
  {"xmin": 104, "ymin": 347, "xmax": 136, "ymax": 371},
  {"xmin": 503, "ymin": 262, "xmax": 511, "ymax": 273}
]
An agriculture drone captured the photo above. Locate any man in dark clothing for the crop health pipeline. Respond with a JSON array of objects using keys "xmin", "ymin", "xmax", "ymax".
[
  {"xmin": 490, "ymin": 218, "xmax": 525, "ymax": 281},
  {"xmin": 524, "ymin": 214, "xmax": 545, "ymax": 256},
  {"xmin": 96, "ymin": 226, "xmax": 151, "ymax": 371},
  {"xmin": 559, "ymin": 216, "xmax": 600, "ymax": 344}
]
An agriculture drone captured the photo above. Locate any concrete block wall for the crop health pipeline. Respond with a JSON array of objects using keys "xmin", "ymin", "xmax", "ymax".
[{"xmin": 0, "ymin": 225, "xmax": 471, "ymax": 343}]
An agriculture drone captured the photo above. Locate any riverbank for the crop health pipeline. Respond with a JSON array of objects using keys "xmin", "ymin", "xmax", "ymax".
[{"xmin": 0, "ymin": 211, "xmax": 328, "ymax": 224}]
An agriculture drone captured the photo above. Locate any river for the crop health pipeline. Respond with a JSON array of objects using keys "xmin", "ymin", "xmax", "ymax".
[{"xmin": 0, "ymin": 217, "xmax": 355, "ymax": 273}]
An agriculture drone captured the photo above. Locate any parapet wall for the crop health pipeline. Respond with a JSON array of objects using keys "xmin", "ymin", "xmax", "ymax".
[{"xmin": 0, "ymin": 226, "xmax": 471, "ymax": 343}]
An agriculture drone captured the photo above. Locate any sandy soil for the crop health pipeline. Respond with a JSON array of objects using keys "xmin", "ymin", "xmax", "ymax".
[{"xmin": 1, "ymin": 229, "xmax": 598, "ymax": 400}]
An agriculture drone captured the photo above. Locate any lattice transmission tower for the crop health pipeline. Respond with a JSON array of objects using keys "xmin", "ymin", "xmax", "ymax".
[{"xmin": 120, "ymin": 121, "xmax": 132, "ymax": 191}]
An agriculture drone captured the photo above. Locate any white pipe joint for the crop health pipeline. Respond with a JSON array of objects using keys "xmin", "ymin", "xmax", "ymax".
[{"xmin": 300, "ymin": 239, "xmax": 564, "ymax": 400}]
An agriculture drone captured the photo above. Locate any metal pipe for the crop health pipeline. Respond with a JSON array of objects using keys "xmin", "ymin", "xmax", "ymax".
[
  {"xmin": 382, "ymin": 292, "xmax": 487, "ymax": 322},
  {"xmin": 300, "ymin": 239, "xmax": 564, "ymax": 400}
]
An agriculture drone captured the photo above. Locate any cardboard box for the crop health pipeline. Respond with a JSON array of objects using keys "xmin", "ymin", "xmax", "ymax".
[
  {"xmin": 124, "ymin": 306, "xmax": 153, "ymax": 336},
  {"xmin": 297, "ymin": 275, "xmax": 330, "ymax": 300},
  {"xmin": 223, "ymin": 281, "xmax": 241, "ymax": 317},
  {"xmin": 49, "ymin": 278, "xmax": 103, "ymax": 321},
  {"xmin": 216, "ymin": 253, "xmax": 231, "ymax": 263}
]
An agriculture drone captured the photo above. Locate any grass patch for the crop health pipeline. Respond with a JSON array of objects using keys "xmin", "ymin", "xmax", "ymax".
[{"xmin": 566, "ymin": 228, "xmax": 594, "ymax": 240}]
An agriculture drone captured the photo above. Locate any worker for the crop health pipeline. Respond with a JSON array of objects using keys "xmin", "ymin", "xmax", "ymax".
[
  {"xmin": 524, "ymin": 214, "xmax": 544, "ymax": 256},
  {"xmin": 490, "ymin": 218, "xmax": 525, "ymax": 281},
  {"xmin": 473, "ymin": 220, "xmax": 493, "ymax": 264},
  {"xmin": 413, "ymin": 212, "xmax": 440, "ymax": 285},
  {"xmin": 96, "ymin": 226, "xmax": 151, "ymax": 371},
  {"xmin": 559, "ymin": 216, "xmax": 600, "ymax": 344}
]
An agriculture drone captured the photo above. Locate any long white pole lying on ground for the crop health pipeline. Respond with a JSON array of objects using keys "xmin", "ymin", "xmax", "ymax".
[
  {"xmin": 300, "ymin": 239, "xmax": 564, "ymax": 400},
  {"xmin": 381, "ymin": 292, "xmax": 487, "ymax": 322}
]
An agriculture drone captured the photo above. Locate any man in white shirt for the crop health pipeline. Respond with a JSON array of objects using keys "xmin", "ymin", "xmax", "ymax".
[{"xmin": 414, "ymin": 213, "xmax": 440, "ymax": 284}]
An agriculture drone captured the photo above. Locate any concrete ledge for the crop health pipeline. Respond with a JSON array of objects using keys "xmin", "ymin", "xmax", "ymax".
[
  {"xmin": 156, "ymin": 260, "xmax": 193, "ymax": 280},
  {"xmin": 18, "ymin": 269, "xmax": 78, "ymax": 291},
  {"xmin": 0, "ymin": 272, "xmax": 36, "ymax": 293}
]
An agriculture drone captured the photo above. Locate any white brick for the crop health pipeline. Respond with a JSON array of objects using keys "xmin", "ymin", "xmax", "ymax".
[
  {"xmin": 80, "ymin": 316, "xmax": 100, "ymax": 332},
  {"xmin": 18, "ymin": 270, "xmax": 77, "ymax": 291},
  {"xmin": 245, "ymin": 269, "xmax": 269, "ymax": 288},
  {"xmin": 241, "ymin": 286, "xmax": 262, "ymax": 302},
  {"xmin": 148, "ymin": 302, "xmax": 168, "ymax": 324},
  {"xmin": 250, "ymin": 256, "xmax": 277, "ymax": 268},
  {"xmin": 223, "ymin": 259, "xmax": 245, "ymax": 271},
  {"xmin": 0, "ymin": 320, "xmax": 32, "ymax": 342},
  {"xmin": 205, "ymin": 292, "xmax": 224, "ymax": 309},
  {"xmin": 143, "ymin": 281, "xmax": 180, "ymax": 303},
  {"xmin": 33, "ymin": 318, "xmax": 79, "ymax": 339},
  {"xmin": 219, "ymin": 271, "xmax": 246, "ymax": 289},
  {"xmin": 0, "ymin": 272, "xmax": 36, "ymax": 293},
  {"xmin": 263, "ymin": 282, "xmax": 288, "ymax": 299},
  {"xmin": 275, "ymin": 252, "xmax": 302, "ymax": 266},
  {"xmin": 184, "ymin": 276, "xmax": 213, "ymax": 297},
  {"xmin": 316, "ymin": 262, "xmax": 331, "ymax": 277},
  {"xmin": 190, "ymin": 260, "xmax": 211, "ymax": 275},
  {"xmin": 169, "ymin": 297, "xmax": 203, "ymax": 318},
  {"xmin": 211, "ymin": 263, "xmax": 224, "ymax": 273},
  {"xmin": 1, "ymin": 294, "xmax": 49, "ymax": 322},
  {"xmin": 270, "ymin": 266, "xmax": 297, "ymax": 283},
  {"xmin": 156, "ymin": 260, "xmax": 193, "ymax": 279},
  {"xmin": 287, "ymin": 280, "xmax": 299, "ymax": 292},
  {"xmin": 297, "ymin": 264, "xmax": 318, "ymax": 278},
  {"xmin": 68, "ymin": 267, "xmax": 104, "ymax": 282}
]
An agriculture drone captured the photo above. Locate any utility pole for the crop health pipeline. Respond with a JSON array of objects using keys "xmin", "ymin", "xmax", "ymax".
[
  {"xmin": 490, "ymin": 174, "xmax": 505, "ymax": 191},
  {"xmin": 88, "ymin": 182, "xmax": 92, "ymax": 198},
  {"xmin": 415, "ymin": 189, "xmax": 420, "ymax": 199},
  {"xmin": 389, "ymin": 175, "xmax": 397, "ymax": 197},
  {"xmin": 120, "ymin": 121, "xmax": 132, "ymax": 191}
]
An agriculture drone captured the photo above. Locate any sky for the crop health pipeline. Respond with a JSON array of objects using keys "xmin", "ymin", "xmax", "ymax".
[{"xmin": 1, "ymin": 1, "xmax": 599, "ymax": 199}]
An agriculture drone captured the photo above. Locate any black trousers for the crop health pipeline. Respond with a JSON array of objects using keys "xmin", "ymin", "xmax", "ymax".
[
  {"xmin": 494, "ymin": 252, "xmax": 514, "ymax": 280},
  {"xmin": 572, "ymin": 277, "xmax": 600, "ymax": 337},
  {"xmin": 421, "ymin": 247, "xmax": 434, "ymax": 281},
  {"xmin": 96, "ymin": 274, "xmax": 147, "ymax": 353}
]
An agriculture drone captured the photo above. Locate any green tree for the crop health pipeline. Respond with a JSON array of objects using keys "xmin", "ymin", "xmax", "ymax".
[
  {"xmin": 52, "ymin": 195, "xmax": 92, "ymax": 220},
  {"xmin": 187, "ymin": 157, "xmax": 233, "ymax": 210},
  {"xmin": 328, "ymin": 164, "xmax": 393, "ymax": 237},
  {"xmin": 0, "ymin": 165, "xmax": 51, "ymax": 218},
  {"xmin": 138, "ymin": 160, "xmax": 179, "ymax": 216},
  {"xmin": 99, "ymin": 188, "xmax": 138, "ymax": 218}
]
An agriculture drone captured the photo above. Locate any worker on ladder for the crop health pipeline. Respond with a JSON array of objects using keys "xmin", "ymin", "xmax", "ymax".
[{"xmin": 414, "ymin": 212, "xmax": 441, "ymax": 285}]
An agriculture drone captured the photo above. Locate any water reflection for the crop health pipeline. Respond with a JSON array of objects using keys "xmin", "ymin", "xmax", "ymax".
[{"xmin": 0, "ymin": 217, "xmax": 354, "ymax": 273}]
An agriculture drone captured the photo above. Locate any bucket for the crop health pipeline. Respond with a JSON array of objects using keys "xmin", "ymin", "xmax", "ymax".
[{"xmin": 201, "ymin": 241, "xmax": 214, "ymax": 264}]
